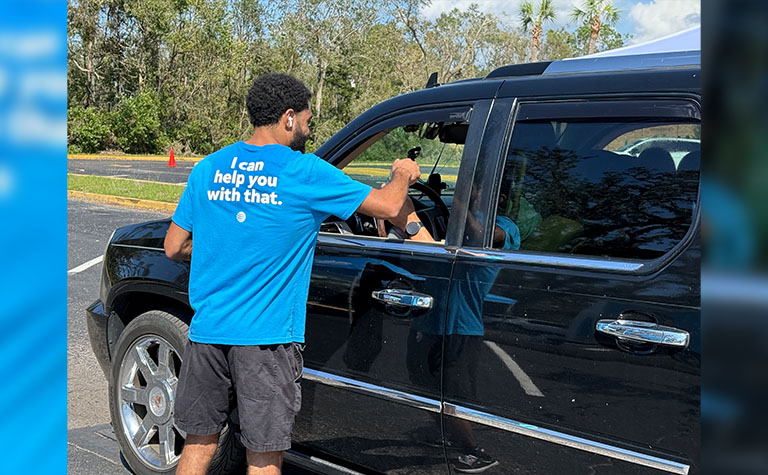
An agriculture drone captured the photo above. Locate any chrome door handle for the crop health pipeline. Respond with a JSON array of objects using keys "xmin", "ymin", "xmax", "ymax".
[
  {"xmin": 596, "ymin": 319, "xmax": 690, "ymax": 348},
  {"xmin": 371, "ymin": 289, "xmax": 433, "ymax": 309}
]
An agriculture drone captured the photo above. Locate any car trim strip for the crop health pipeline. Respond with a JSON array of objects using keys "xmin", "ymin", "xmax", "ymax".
[
  {"xmin": 302, "ymin": 368, "xmax": 441, "ymax": 413},
  {"xmin": 455, "ymin": 248, "xmax": 645, "ymax": 272},
  {"xmin": 303, "ymin": 369, "xmax": 689, "ymax": 474},
  {"xmin": 444, "ymin": 403, "xmax": 689, "ymax": 474},
  {"xmin": 317, "ymin": 234, "xmax": 457, "ymax": 257},
  {"xmin": 284, "ymin": 449, "xmax": 364, "ymax": 475}
]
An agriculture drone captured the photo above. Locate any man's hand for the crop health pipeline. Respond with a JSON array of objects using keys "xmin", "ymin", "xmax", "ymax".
[{"xmin": 391, "ymin": 158, "xmax": 421, "ymax": 185}]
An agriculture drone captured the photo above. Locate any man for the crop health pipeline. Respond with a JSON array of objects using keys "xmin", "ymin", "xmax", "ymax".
[{"xmin": 164, "ymin": 73, "xmax": 420, "ymax": 475}]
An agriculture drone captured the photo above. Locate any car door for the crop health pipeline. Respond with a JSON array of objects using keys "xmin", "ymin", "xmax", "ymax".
[
  {"xmin": 440, "ymin": 97, "xmax": 701, "ymax": 474},
  {"xmin": 292, "ymin": 101, "xmax": 493, "ymax": 474}
]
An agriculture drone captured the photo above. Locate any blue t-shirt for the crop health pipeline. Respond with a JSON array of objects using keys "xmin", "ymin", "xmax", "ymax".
[
  {"xmin": 172, "ymin": 141, "xmax": 371, "ymax": 345},
  {"xmin": 412, "ymin": 216, "xmax": 520, "ymax": 337},
  {"xmin": 445, "ymin": 215, "xmax": 520, "ymax": 336}
]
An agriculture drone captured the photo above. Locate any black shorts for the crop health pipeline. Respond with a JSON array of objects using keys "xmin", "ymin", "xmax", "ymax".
[{"xmin": 174, "ymin": 341, "xmax": 303, "ymax": 452}]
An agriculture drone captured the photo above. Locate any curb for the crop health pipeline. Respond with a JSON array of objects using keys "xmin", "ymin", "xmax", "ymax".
[
  {"xmin": 68, "ymin": 172, "xmax": 187, "ymax": 187},
  {"xmin": 68, "ymin": 190, "xmax": 176, "ymax": 213},
  {"xmin": 68, "ymin": 154, "xmax": 202, "ymax": 163}
]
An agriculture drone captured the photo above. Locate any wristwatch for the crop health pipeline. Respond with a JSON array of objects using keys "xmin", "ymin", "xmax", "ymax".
[{"xmin": 405, "ymin": 221, "xmax": 424, "ymax": 236}]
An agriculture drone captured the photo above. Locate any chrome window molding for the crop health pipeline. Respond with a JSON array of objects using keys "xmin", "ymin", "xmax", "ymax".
[
  {"xmin": 444, "ymin": 403, "xmax": 689, "ymax": 475},
  {"xmin": 456, "ymin": 248, "xmax": 645, "ymax": 272},
  {"xmin": 302, "ymin": 368, "xmax": 441, "ymax": 413},
  {"xmin": 317, "ymin": 234, "xmax": 457, "ymax": 258},
  {"xmin": 304, "ymin": 369, "xmax": 689, "ymax": 474}
]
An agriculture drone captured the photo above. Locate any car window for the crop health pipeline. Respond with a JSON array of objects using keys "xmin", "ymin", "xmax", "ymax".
[
  {"xmin": 345, "ymin": 126, "xmax": 464, "ymax": 192},
  {"xmin": 491, "ymin": 102, "xmax": 700, "ymax": 260},
  {"xmin": 608, "ymin": 125, "xmax": 700, "ymax": 168},
  {"xmin": 320, "ymin": 107, "xmax": 472, "ymax": 243}
]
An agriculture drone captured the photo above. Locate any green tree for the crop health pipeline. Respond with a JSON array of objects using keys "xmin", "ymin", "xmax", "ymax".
[
  {"xmin": 571, "ymin": 0, "xmax": 620, "ymax": 55},
  {"xmin": 67, "ymin": 106, "xmax": 112, "ymax": 153},
  {"xmin": 519, "ymin": 0, "xmax": 556, "ymax": 62},
  {"xmin": 110, "ymin": 92, "xmax": 167, "ymax": 154},
  {"xmin": 540, "ymin": 27, "xmax": 575, "ymax": 60},
  {"xmin": 573, "ymin": 24, "xmax": 630, "ymax": 55}
]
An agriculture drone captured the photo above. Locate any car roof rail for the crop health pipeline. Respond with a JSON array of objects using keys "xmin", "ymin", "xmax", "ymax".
[
  {"xmin": 543, "ymin": 50, "xmax": 700, "ymax": 75},
  {"xmin": 486, "ymin": 61, "xmax": 552, "ymax": 79}
]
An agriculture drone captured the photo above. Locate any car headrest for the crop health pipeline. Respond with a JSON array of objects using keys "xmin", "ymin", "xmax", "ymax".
[
  {"xmin": 637, "ymin": 147, "xmax": 675, "ymax": 173},
  {"xmin": 678, "ymin": 150, "xmax": 701, "ymax": 172},
  {"xmin": 508, "ymin": 122, "xmax": 558, "ymax": 155}
]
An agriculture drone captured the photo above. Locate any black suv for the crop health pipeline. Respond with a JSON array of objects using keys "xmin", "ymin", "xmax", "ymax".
[{"xmin": 87, "ymin": 51, "xmax": 701, "ymax": 475}]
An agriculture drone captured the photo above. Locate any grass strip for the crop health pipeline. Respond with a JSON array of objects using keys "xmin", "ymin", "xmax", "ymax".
[
  {"xmin": 343, "ymin": 166, "xmax": 457, "ymax": 182},
  {"xmin": 68, "ymin": 174, "xmax": 185, "ymax": 203}
]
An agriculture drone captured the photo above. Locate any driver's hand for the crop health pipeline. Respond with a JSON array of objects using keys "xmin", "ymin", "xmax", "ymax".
[{"xmin": 392, "ymin": 158, "xmax": 421, "ymax": 185}]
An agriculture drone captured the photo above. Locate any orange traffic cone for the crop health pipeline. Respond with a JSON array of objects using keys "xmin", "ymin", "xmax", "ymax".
[{"xmin": 168, "ymin": 148, "xmax": 176, "ymax": 167}]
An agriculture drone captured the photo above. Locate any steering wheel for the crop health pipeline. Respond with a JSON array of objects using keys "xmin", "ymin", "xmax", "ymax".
[{"xmin": 410, "ymin": 181, "xmax": 450, "ymax": 221}]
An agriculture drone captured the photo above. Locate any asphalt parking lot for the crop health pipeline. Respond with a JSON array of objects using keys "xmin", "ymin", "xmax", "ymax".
[
  {"xmin": 68, "ymin": 198, "xmax": 314, "ymax": 474},
  {"xmin": 68, "ymin": 199, "xmax": 170, "ymax": 473},
  {"xmin": 68, "ymin": 158, "xmax": 196, "ymax": 184}
]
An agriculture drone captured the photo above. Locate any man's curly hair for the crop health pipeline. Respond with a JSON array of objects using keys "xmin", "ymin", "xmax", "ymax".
[{"xmin": 246, "ymin": 73, "xmax": 312, "ymax": 127}]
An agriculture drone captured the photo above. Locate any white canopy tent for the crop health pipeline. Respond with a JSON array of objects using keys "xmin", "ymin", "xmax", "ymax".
[{"xmin": 582, "ymin": 25, "xmax": 701, "ymax": 58}]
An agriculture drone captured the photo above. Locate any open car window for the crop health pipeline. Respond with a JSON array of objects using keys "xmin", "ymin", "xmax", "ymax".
[{"xmin": 320, "ymin": 107, "xmax": 472, "ymax": 243}]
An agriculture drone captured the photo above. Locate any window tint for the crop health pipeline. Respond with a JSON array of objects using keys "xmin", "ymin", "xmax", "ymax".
[{"xmin": 494, "ymin": 106, "xmax": 700, "ymax": 260}]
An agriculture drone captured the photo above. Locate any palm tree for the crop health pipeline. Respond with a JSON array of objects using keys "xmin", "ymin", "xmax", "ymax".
[
  {"xmin": 519, "ymin": 0, "xmax": 557, "ymax": 62},
  {"xmin": 571, "ymin": 0, "xmax": 620, "ymax": 55}
]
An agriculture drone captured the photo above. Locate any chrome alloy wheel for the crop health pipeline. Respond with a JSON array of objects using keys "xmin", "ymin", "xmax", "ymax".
[{"xmin": 117, "ymin": 334, "xmax": 185, "ymax": 470}]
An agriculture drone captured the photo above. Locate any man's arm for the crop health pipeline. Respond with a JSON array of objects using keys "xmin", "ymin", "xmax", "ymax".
[
  {"xmin": 356, "ymin": 159, "xmax": 420, "ymax": 219},
  {"xmin": 164, "ymin": 222, "xmax": 193, "ymax": 261}
]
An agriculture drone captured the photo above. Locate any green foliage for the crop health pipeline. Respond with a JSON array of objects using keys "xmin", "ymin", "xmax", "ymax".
[
  {"xmin": 573, "ymin": 24, "xmax": 630, "ymax": 55},
  {"xmin": 111, "ymin": 92, "xmax": 166, "ymax": 154},
  {"xmin": 67, "ymin": 105, "xmax": 112, "ymax": 153},
  {"xmin": 67, "ymin": 0, "xmax": 627, "ymax": 155},
  {"xmin": 540, "ymin": 27, "xmax": 576, "ymax": 60}
]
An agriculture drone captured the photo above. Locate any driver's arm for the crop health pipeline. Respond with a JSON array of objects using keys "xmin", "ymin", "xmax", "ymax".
[
  {"xmin": 390, "ymin": 197, "xmax": 435, "ymax": 242},
  {"xmin": 357, "ymin": 159, "xmax": 420, "ymax": 219}
]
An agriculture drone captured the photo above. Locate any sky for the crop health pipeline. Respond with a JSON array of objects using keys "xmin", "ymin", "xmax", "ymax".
[{"xmin": 422, "ymin": 0, "xmax": 701, "ymax": 45}]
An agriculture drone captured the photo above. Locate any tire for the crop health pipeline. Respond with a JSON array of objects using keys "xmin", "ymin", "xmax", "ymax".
[{"xmin": 108, "ymin": 309, "xmax": 245, "ymax": 475}]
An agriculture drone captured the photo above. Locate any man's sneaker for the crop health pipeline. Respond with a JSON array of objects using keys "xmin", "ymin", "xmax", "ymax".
[
  {"xmin": 453, "ymin": 447, "xmax": 499, "ymax": 473},
  {"xmin": 422, "ymin": 437, "xmax": 455, "ymax": 449}
]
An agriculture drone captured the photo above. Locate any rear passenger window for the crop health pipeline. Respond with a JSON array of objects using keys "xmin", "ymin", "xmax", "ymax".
[{"xmin": 494, "ymin": 100, "xmax": 700, "ymax": 260}]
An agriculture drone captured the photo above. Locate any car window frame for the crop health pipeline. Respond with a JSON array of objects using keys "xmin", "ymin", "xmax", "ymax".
[
  {"xmin": 467, "ymin": 95, "xmax": 702, "ymax": 275},
  {"xmin": 317, "ymin": 100, "xmax": 494, "ymax": 251}
]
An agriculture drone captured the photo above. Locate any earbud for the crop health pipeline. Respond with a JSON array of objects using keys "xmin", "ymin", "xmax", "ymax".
[{"xmin": 288, "ymin": 117, "xmax": 293, "ymax": 127}]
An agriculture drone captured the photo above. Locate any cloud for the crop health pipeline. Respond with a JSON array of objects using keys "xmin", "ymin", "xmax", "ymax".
[{"xmin": 628, "ymin": 0, "xmax": 701, "ymax": 44}]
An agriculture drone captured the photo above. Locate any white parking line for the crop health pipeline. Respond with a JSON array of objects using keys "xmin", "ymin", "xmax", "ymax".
[
  {"xmin": 68, "ymin": 255, "xmax": 103, "ymax": 275},
  {"xmin": 484, "ymin": 340, "xmax": 545, "ymax": 397}
]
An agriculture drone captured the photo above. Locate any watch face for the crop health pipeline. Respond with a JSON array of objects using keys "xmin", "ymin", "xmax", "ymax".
[{"xmin": 406, "ymin": 221, "xmax": 422, "ymax": 236}]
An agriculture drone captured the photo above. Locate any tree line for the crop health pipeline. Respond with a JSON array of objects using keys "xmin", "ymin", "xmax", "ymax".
[{"xmin": 67, "ymin": 0, "xmax": 628, "ymax": 156}]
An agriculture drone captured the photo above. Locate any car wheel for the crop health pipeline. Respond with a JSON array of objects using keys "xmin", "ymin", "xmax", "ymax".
[{"xmin": 108, "ymin": 309, "xmax": 244, "ymax": 474}]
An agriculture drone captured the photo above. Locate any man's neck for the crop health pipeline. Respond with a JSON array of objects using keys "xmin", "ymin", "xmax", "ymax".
[{"xmin": 245, "ymin": 126, "xmax": 286, "ymax": 147}]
